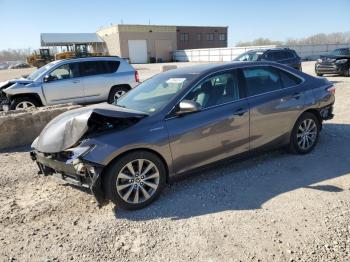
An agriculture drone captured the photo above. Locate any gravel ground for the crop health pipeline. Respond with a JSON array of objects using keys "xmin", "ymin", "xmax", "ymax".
[{"xmin": 1, "ymin": 62, "xmax": 350, "ymax": 261}]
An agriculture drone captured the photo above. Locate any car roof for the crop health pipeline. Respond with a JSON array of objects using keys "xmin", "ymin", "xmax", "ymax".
[
  {"xmin": 57, "ymin": 56, "xmax": 123, "ymax": 63},
  {"xmin": 161, "ymin": 61, "xmax": 286, "ymax": 76},
  {"xmin": 246, "ymin": 48, "xmax": 295, "ymax": 53}
]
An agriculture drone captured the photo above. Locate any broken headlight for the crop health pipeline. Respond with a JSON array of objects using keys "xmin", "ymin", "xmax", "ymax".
[{"xmin": 64, "ymin": 145, "xmax": 95, "ymax": 159}]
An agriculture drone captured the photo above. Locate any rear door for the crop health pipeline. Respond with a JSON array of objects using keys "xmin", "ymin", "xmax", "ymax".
[
  {"xmin": 242, "ymin": 66, "xmax": 305, "ymax": 150},
  {"xmin": 42, "ymin": 62, "xmax": 85, "ymax": 105},
  {"xmin": 165, "ymin": 69, "xmax": 250, "ymax": 174},
  {"xmin": 79, "ymin": 60, "xmax": 120, "ymax": 103}
]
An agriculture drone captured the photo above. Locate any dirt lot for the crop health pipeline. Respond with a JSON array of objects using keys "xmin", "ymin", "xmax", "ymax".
[{"xmin": 1, "ymin": 62, "xmax": 350, "ymax": 262}]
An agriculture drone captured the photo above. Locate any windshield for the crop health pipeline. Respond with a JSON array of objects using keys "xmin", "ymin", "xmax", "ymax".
[
  {"xmin": 26, "ymin": 61, "xmax": 59, "ymax": 80},
  {"xmin": 234, "ymin": 51, "xmax": 263, "ymax": 61},
  {"xmin": 116, "ymin": 73, "xmax": 196, "ymax": 114},
  {"xmin": 330, "ymin": 49, "xmax": 350, "ymax": 56}
]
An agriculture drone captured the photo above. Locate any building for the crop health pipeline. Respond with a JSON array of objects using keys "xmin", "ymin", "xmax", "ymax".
[
  {"xmin": 40, "ymin": 33, "xmax": 105, "ymax": 53},
  {"xmin": 97, "ymin": 24, "xmax": 228, "ymax": 63}
]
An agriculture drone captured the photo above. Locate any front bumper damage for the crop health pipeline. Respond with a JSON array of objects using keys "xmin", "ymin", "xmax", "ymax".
[{"xmin": 30, "ymin": 150, "xmax": 107, "ymax": 206}]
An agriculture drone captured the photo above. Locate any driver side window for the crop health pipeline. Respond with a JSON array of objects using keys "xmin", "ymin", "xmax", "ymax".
[
  {"xmin": 184, "ymin": 70, "xmax": 241, "ymax": 109},
  {"xmin": 49, "ymin": 63, "xmax": 77, "ymax": 81}
]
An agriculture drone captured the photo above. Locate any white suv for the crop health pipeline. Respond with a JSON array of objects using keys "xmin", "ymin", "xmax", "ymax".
[{"xmin": 0, "ymin": 56, "xmax": 139, "ymax": 110}]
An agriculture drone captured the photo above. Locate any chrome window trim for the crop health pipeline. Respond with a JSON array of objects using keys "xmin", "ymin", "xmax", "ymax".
[{"xmin": 164, "ymin": 64, "xmax": 305, "ymax": 120}]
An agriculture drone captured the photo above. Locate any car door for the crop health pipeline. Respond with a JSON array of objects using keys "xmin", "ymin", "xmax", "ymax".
[
  {"xmin": 242, "ymin": 66, "xmax": 305, "ymax": 150},
  {"xmin": 42, "ymin": 62, "xmax": 85, "ymax": 105},
  {"xmin": 79, "ymin": 61, "xmax": 117, "ymax": 103},
  {"xmin": 165, "ymin": 70, "xmax": 250, "ymax": 174}
]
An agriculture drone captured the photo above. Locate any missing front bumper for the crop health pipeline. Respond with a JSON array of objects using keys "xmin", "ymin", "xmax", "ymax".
[{"xmin": 30, "ymin": 151, "xmax": 107, "ymax": 206}]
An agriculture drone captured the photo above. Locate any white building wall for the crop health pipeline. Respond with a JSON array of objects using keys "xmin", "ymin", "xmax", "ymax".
[{"xmin": 174, "ymin": 43, "xmax": 350, "ymax": 62}]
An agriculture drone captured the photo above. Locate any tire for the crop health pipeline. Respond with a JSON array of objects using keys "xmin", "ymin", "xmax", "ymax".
[
  {"xmin": 10, "ymin": 97, "xmax": 40, "ymax": 110},
  {"xmin": 316, "ymin": 73, "xmax": 323, "ymax": 77},
  {"xmin": 103, "ymin": 151, "xmax": 166, "ymax": 210},
  {"xmin": 107, "ymin": 86, "xmax": 130, "ymax": 104},
  {"xmin": 289, "ymin": 112, "xmax": 320, "ymax": 154}
]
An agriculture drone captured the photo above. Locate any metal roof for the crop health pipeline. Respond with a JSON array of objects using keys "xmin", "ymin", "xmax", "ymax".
[{"xmin": 41, "ymin": 33, "xmax": 104, "ymax": 46}]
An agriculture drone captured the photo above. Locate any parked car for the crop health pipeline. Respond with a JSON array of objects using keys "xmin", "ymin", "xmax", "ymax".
[
  {"xmin": 234, "ymin": 48, "xmax": 302, "ymax": 70},
  {"xmin": 0, "ymin": 56, "xmax": 139, "ymax": 111},
  {"xmin": 9, "ymin": 62, "xmax": 31, "ymax": 69},
  {"xmin": 30, "ymin": 62, "xmax": 335, "ymax": 210},
  {"xmin": 0, "ymin": 63, "xmax": 9, "ymax": 70},
  {"xmin": 315, "ymin": 48, "xmax": 350, "ymax": 76}
]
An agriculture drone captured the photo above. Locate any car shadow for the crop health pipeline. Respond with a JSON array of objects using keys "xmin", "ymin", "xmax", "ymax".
[{"xmin": 114, "ymin": 123, "xmax": 350, "ymax": 221}]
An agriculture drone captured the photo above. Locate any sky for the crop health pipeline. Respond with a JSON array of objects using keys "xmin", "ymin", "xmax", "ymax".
[{"xmin": 0, "ymin": 0, "xmax": 349, "ymax": 50}]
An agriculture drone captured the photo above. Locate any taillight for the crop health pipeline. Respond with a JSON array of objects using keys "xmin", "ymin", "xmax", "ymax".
[
  {"xmin": 327, "ymin": 86, "xmax": 336, "ymax": 94},
  {"xmin": 135, "ymin": 71, "xmax": 140, "ymax": 82}
]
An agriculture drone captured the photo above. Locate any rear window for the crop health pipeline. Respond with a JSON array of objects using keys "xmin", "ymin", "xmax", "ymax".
[
  {"xmin": 243, "ymin": 66, "xmax": 283, "ymax": 96},
  {"xmin": 78, "ymin": 61, "xmax": 120, "ymax": 76},
  {"xmin": 278, "ymin": 69, "xmax": 302, "ymax": 87}
]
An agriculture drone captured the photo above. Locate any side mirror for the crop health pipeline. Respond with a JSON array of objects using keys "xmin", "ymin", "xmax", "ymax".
[
  {"xmin": 176, "ymin": 100, "xmax": 201, "ymax": 116},
  {"xmin": 43, "ymin": 75, "xmax": 53, "ymax": 83}
]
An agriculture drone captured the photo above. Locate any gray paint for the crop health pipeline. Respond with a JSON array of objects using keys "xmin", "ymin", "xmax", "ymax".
[{"xmin": 33, "ymin": 61, "xmax": 335, "ymax": 180}]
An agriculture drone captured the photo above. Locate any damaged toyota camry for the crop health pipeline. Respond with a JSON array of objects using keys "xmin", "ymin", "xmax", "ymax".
[{"xmin": 31, "ymin": 62, "xmax": 335, "ymax": 210}]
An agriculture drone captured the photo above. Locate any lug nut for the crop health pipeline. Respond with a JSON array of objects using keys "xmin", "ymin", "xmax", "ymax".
[{"xmin": 141, "ymin": 176, "xmax": 144, "ymax": 179}]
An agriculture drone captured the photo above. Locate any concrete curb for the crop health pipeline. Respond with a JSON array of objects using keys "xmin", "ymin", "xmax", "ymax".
[{"xmin": 0, "ymin": 104, "xmax": 81, "ymax": 150}]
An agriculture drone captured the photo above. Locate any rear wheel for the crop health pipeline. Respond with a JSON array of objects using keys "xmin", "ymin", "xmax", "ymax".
[
  {"xmin": 289, "ymin": 112, "xmax": 320, "ymax": 154},
  {"xmin": 107, "ymin": 86, "xmax": 130, "ymax": 104},
  {"xmin": 103, "ymin": 151, "xmax": 166, "ymax": 210},
  {"xmin": 10, "ymin": 97, "xmax": 40, "ymax": 110}
]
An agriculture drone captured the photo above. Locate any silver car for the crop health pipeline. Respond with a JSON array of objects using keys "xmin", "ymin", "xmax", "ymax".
[
  {"xmin": 30, "ymin": 62, "xmax": 335, "ymax": 210},
  {"xmin": 0, "ymin": 56, "xmax": 139, "ymax": 110}
]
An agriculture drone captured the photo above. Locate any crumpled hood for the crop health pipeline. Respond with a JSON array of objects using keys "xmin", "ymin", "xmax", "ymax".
[
  {"xmin": 32, "ymin": 103, "xmax": 147, "ymax": 153},
  {"xmin": 0, "ymin": 78, "xmax": 34, "ymax": 90}
]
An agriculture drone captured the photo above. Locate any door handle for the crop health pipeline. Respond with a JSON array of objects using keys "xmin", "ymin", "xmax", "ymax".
[
  {"xmin": 72, "ymin": 80, "xmax": 80, "ymax": 84},
  {"xmin": 233, "ymin": 108, "xmax": 248, "ymax": 116}
]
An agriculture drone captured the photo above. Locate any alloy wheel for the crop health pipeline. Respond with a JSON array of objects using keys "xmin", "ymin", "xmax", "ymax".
[
  {"xmin": 15, "ymin": 101, "xmax": 35, "ymax": 110},
  {"xmin": 296, "ymin": 119, "xmax": 317, "ymax": 150},
  {"xmin": 116, "ymin": 159, "xmax": 160, "ymax": 204}
]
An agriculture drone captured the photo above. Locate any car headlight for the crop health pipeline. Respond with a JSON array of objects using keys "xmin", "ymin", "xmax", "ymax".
[
  {"xmin": 335, "ymin": 59, "xmax": 348, "ymax": 64},
  {"xmin": 65, "ymin": 145, "xmax": 94, "ymax": 158},
  {"xmin": 316, "ymin": 58, "xmax": 322, "ymax": 63}
]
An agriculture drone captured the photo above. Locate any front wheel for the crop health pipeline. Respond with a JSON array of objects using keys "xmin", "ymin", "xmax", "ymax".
[
  {"xmin": 10, "ymin": 97, "xmax": 40, "ymax": 110},
  {"xmin": 289, "ymin": 112, "xmax": 320, "ymax": 154},
  {"xmin": 103, "ymin": 151, "xmax": 166, "ymax": 210}
]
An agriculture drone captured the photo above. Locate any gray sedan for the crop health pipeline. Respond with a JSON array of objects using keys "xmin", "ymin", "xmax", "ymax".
[{"xmin": 30, "ymin": 62, "xmax": 335, "ymax": 210}]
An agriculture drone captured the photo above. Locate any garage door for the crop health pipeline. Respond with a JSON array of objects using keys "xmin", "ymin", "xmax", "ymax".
[{"xmin": 128, "ymin": 40, "xmax": 147, "ymax": 64}]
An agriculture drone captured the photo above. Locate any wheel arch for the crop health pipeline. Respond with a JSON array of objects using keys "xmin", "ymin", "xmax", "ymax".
[
  {"xmin": 109, "ymin": 84, "xmax": 132, "ymax": 94},
  {"xmin": 9, "ymin": 93, "xmax": 43, "ymax": 106},
  {"xmin": 300, "ymin": 108, "xmax": 323, "ymax": 130},
  {"xmin": 101, "ymin": 147, "xmax": 170, "ymax": 184}
]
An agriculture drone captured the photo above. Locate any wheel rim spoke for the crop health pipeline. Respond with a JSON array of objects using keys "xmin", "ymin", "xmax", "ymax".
[
  {"xmin": 126, "ymin": 162, "xmax": 135, "ymax": 176},
  {"xmin": 118, "ymin": 172, "xmax": 133, "ymax": 180},
  {"xmin": 140, "ymin": 185, "xmax": 151, "ymax": 200},
  {"xmin": 144, "ymin": 172, "xmax": 159, "ymax": 180},
  {"xmin": 143, "ymin": 181, "xmax": 158, "ymax": 190},
  {"xmin": 117, "ymin": 183, "xmax": 133, "ymax": 191},
  {"xmin": 133, "ymin": 186, "xmax": 139, "ymax": 203},
  {"xmin": 141, "ymin": 162, "xmax": 155, "ymax": 177},
  {"xmin": 122, "ymin": 186, "xmax": 134, "ymax": 202}
]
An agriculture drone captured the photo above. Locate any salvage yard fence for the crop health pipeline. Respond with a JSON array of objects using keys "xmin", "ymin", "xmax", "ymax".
[{"xmin": 173, "ymin": 43, "xmax": 350, "ymax": 62}]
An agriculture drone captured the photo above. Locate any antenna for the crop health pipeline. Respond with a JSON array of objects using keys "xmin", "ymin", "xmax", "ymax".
[{"xmin": 149, "ymin": 19, "xmax": 151, "ymax": 25}]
